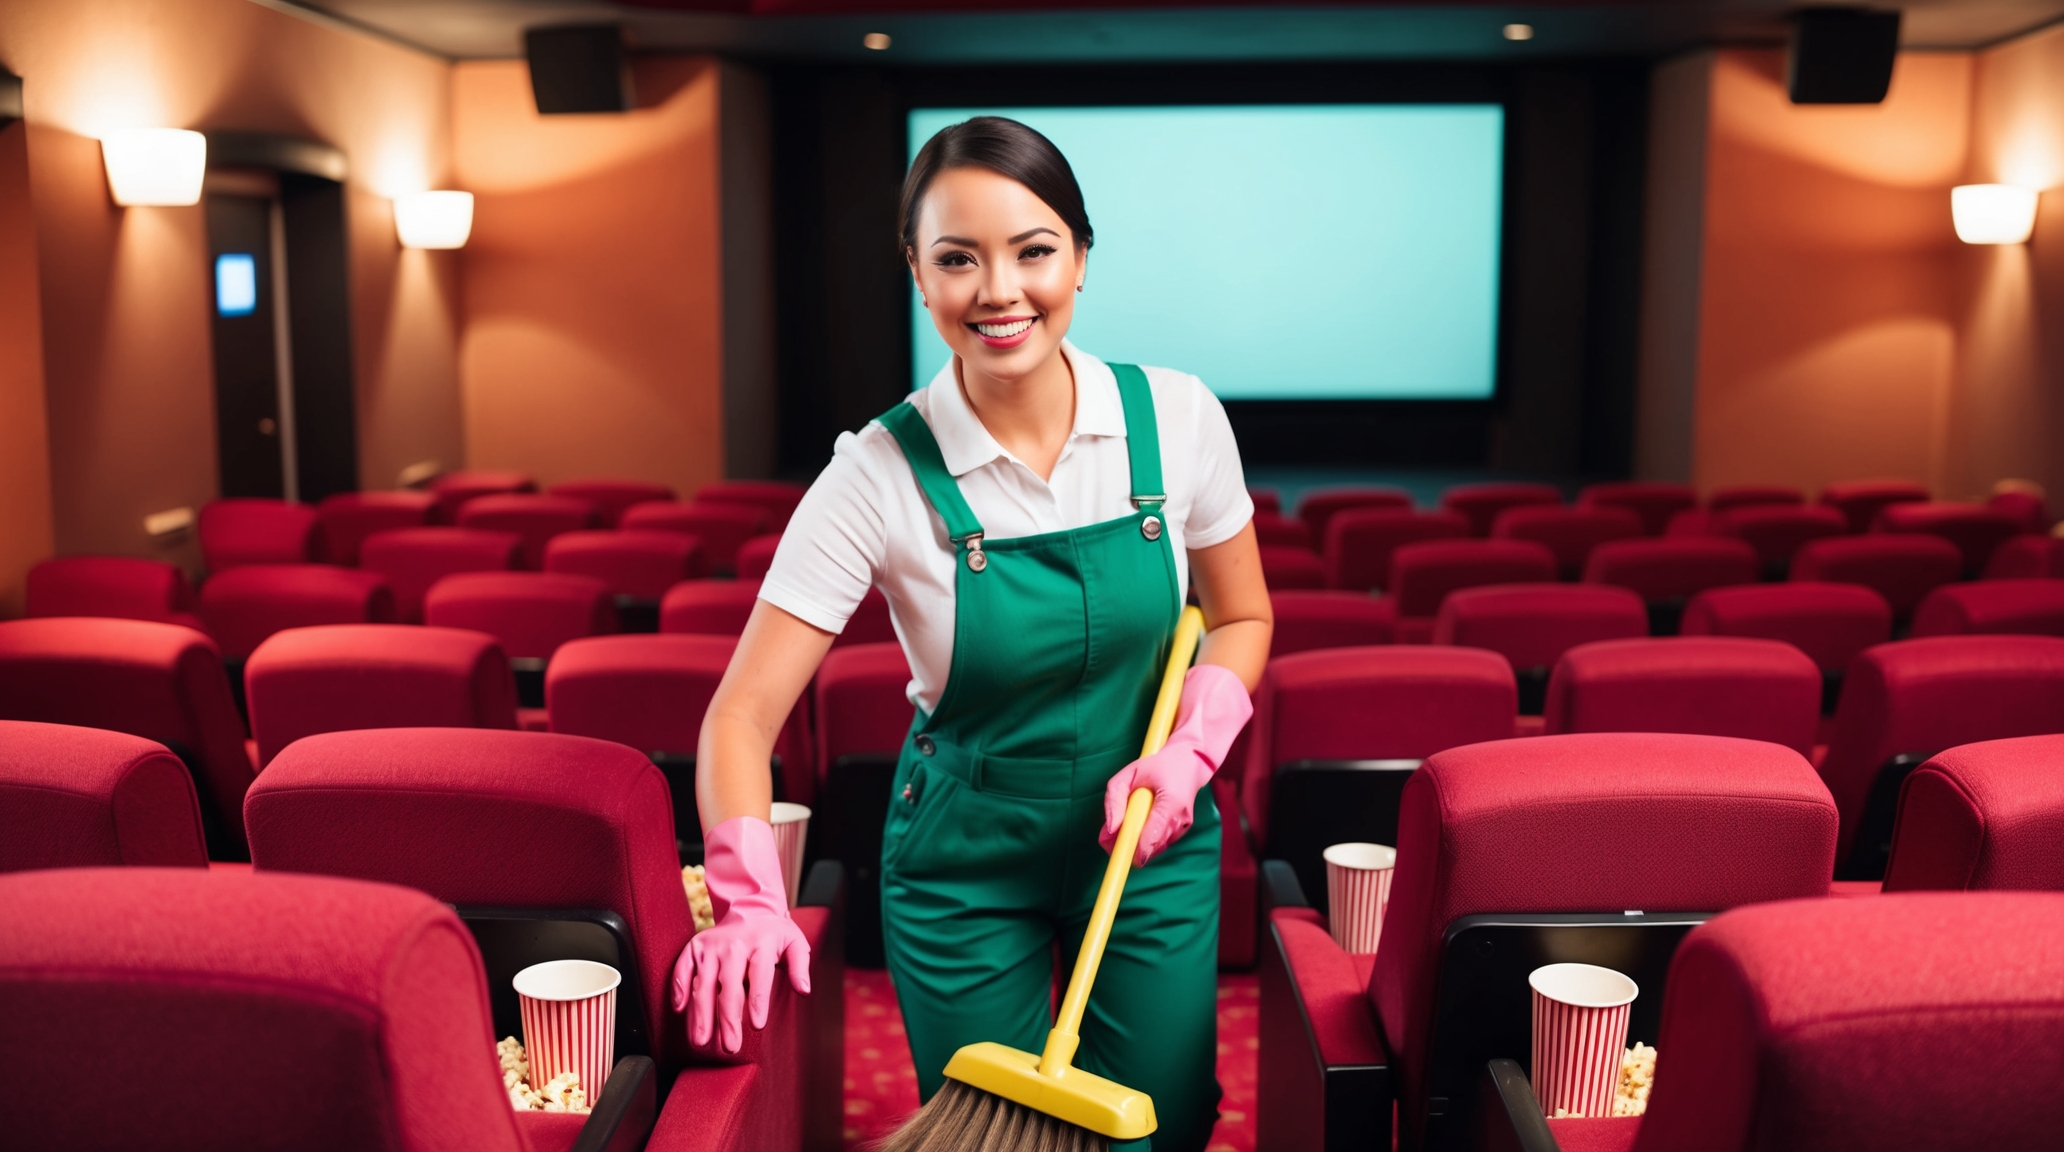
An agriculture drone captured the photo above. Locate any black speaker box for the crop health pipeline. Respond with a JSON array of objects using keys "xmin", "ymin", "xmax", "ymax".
[
  {"xmin": 524, "ymin": 25, "xmax": 630, "ymax": 115},
  {"xmin": 1788, "ymin": 7, "xmax": 1902, "ymax": 105}
]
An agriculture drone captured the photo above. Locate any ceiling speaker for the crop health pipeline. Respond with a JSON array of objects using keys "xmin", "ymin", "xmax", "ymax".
[
  {"xmin": 524, "ymin": 25, "xmax": 630, "ymax": 115},
  {"xmin": 1788, "ymin": 7, "xmax": 1901, "ymax": 105}
]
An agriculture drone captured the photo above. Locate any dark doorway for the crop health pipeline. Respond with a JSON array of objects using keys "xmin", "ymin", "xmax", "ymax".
[{"xmin": 204, "ymin": 187, "xmax": 289, "ymax": 498}]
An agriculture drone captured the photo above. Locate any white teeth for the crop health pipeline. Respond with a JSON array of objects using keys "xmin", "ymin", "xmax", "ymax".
[{"xmin": 975, "ymin": 318, "xmax": 1034, "ymax": 339}]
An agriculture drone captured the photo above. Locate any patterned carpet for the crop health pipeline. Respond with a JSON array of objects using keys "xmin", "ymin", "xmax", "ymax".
[{"xmin": 841, "ymin": 968, "xmax": 1260, "ymax": 1152}]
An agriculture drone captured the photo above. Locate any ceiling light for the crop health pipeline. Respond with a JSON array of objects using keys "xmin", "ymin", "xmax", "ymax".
[
  {"xmin": 1952, "ymin": 184, "xmax": 2038, "ymax": 245},
  {"xmin": 1503, "ymin": 23, "xmax": 1535, "ymax": 41},
  {"xmin": 863, "ymin": 32, "xmax": 892, "ymax": 50},
  {"xmin": 394, "ymin": 191, "xmax": 475, "ymax": 249},
  {"xmin": 100, "ymin": 128, "xmax": 206, "ymax": 206}
]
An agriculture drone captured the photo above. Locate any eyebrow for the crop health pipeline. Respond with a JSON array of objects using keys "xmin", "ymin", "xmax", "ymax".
[{"xmin": 930, "ymin": 226, "xmax": 1062, "ymax": 248}]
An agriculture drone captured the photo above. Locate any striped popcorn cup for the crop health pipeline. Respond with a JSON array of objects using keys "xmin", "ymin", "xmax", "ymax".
[
  {"xmin": 1529, "ymin": 963, "xmax": 1637, "ymax": 1119},
  {"xmin": 771, "ymin": 802, "xmax": 811, "ymax": 909},
  {"xmin": 1323, "ymin": 842, "xmax": 1396, "ymax": 955},
  {"xmin": 515, "ymin": 959, "xmax": 620, "ymax": 1102}
]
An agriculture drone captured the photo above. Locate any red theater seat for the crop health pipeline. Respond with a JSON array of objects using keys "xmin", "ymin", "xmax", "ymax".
[
  {"xmin": 26, "ymin": 556, "xmax": 206, "ymax": 633},
  {"xmin": 1268, "ymin": 590, "xmax": 1395, "ymax": 655},
  {"xmin": 358, "ymin": 526, "xmax": 523, "ymax": 624},
  {"xmin": 1820, "ymin": 477, "xmax": 1929, "ymax": 533},
  {"xmin": 1251, "ymin": 509, "xmax": 1313, "ymax": 549},
  {"xmin": 197, "ymin": 498, "xmax": 319, "ymax": 572},
  {"xmin": 311, "ymin": 490, "xmax": 436, "ymax": 565},
  {"xmin": 547, "ymin": 478, "xmax": 675, "ymax": 527},
  {"xmin": 1910, "ymin": 578, "xmax": 2064, "ymax": 638},
  {"xmin": 425, "ymin": 572, "xmax": 613, "ymax": 720},
  {"xmin": 1883, "ymin": 734, "xmax": 2064, "ymax": 893},
  {"xmin": 623, "ymin": 500, "xmax": 768, "ymax": 576},
  {"xmin": 1432, "ymin": 583, "xmax": 1647, "ymax": 712},
  {"xmin": 695, "ymin": 480, "xmax": 808, "ymax": 533},
  {"xmin": 1385, "ymin": 538, "xmax": 1558, "ymax": 643},
  {"xmin": 1577, "ymin": 481, "xmax": 1697, "ymax": 536},
  {"xmin": 426, "ymin": 468, "xmax": 535, "ymax": 521},
  {"xmin": 1249, "ymin": 486, "xmax": 1281, "ymax": 514},
  {"xmin": 0, "ymin": 720, "xmax": 207, "ymax": 871},
  {"xmin": 0, "ymin": 618, "xmax": 253, "ymax": 858},
  {"xmin": 1819, "ymin": 635, "xmax": 2064, "ymax": 880},
  {"xmin": 1581, "ymin": 536, "xmax": 1758, "ymax": 631},
  {"xmin": 1543, "ymin": 637, "xmax": 1821, "ymax": 754},
  {"xmin": 244, "ymin": 624, "xmax": 518, "ymax": 767},
  {"xmin": 736, "ymin": 533, "xmax": 783, "ymax": 580},
  {"xmin": 1706, "ymin": 484, "xmax": 1803, "ymax": 513},
  {"xmin": 1989, "ymin": 488, "xmax": 2051, "ymax": 534},
  {"xmin": 838, "ymin": 588, "xmax": 897, "ymax": 648},
  {"xmin": 1321, "ymin": 508, "xmax": 1470, "ymax": 592},
  {"xmin": 544, "ymin": 529, "xmax": 705, "ymax": 600},
  {"xmin": 813, "ymin": 642, "xmax": 915, "ymax": 969},
  {"xmin": 661, "ymin": 579, "xmax": 762, "ymax": 636},
  {"xmin": 1713, "ymin": 503, "xmax": 1847, "ymax": 572},
  {"xmin": 1874, "ymin": 500, "xmax": 2024, "ymax": 576},
  {"xmin": 1680, "ymin": 582, "xmax": 1893, "ymax": 677},
  {"xmin": 1789, "ymin": 533, "xmax": 1962, "ymax": 617},
  {"xmin": 1492, "ymin": 504, "xmax": 1645, "ymax": 578},
  {"xmin": 198, "ymin": 564, "xmax": 395, "ymax": 661},
  {"xmin": 1438, "ymin": 481, "xmax": 1563, "ymax": 536},
  {"xmin": 457, "ymin": 493, "xmax": 601, "ymax": 569},
  {"xmin": 1295, "ymin": 486, "xmax": 1413, "ymax": 544},
  {"xmin": 1258, "ymin": 733, "xmax": 1837, "ymax": 1152},
  {"xmin": 1259, "ymin": 544, "xmax": 1327, "ymax": 590},
  {"xmin": 1983, "ymin": 533, "xmax": 2064, "ymax": 578}
]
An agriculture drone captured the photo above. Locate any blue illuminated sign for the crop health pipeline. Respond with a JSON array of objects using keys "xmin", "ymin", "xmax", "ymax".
[{"xmin": 215, "ymin": 253, "xmax": 257, "ymax": 317}]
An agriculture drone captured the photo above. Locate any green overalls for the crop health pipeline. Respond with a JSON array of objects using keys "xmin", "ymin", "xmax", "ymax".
[{"xmin": 875, "ymin": 363, "xmax": 1222, "ymax": 1152}]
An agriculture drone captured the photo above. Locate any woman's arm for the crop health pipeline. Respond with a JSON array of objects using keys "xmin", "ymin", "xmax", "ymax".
[
  {"xmin": 696, "ymin": 599, "xmax": 839, "ymax": 831},
  {"xmin": 1189, "ymin": 520, "xmax": 1273, "ymax": 688}
]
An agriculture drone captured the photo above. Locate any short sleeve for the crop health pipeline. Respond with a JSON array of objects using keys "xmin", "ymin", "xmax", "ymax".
[
  {"xmin": 757, "ymin": 431, "xmax": 887, "ymax": 634},
  {"xmin": 1180, "ymin": 378, "xmax": 1253, "ymax": 550}
]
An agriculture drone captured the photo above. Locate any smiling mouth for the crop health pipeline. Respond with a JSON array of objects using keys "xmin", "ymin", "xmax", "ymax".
[{"xmin": 970, "ymin": 317, "xmax": 1035, "ymax": 339}]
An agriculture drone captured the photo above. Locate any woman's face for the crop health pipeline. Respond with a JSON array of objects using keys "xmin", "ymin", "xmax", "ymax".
[{"xmin": 908, "ymin": 166, "xmax": 1084, "ymax": 384}]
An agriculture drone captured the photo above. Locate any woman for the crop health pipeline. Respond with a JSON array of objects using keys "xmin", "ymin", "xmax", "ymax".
[{"xmin": 671, "ymin": 116, "xmax": 1271, "ymax": 1152}]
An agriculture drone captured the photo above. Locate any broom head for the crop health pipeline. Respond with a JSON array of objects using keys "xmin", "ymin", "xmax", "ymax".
[{"xmin": 941, "ymin": 1041, "xmax": 1157, "ymax": 1140}]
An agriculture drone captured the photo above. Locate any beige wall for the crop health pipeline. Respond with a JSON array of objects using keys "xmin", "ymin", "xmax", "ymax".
[{"xmin": 0, "ymin": 118, "xmax": 55, "ymax": 617}]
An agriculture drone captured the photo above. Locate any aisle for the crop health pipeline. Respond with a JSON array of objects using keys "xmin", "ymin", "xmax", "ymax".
[{"xmin": 841, "ymin": 968, "xmax": 1260, "ymax": 1152}]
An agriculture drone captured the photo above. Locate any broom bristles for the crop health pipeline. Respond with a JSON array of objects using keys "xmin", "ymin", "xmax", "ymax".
[{"xmin": 875, "ymin": 1078, "xmax": 1110, "ymax": 1152}]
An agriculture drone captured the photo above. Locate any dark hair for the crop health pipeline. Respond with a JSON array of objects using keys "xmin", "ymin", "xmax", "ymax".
[{"xmin": 899, "ymin": 116, "xmax": 1093, "ymax": 255}]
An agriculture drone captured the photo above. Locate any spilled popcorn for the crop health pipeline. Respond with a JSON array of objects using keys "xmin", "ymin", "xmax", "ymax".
[
  {"xmin": 682, "ymin": 865, "xmax": 715, "ymax": 931},
  {"xmin": 1548, "ymin": 1044, "xmax": 1658, "ymax": 1119},
  {"xmin": 497, "ymin": 1036, "xmax": 590, "ymax": 1114}
]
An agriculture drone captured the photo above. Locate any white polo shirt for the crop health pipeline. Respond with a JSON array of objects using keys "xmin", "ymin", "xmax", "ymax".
[{"xmin": 759, "ymin": 342, "xmax": 1253, "ymax": 713}]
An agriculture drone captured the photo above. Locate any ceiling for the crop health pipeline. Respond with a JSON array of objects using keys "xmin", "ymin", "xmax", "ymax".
[{"xmin": 281, "ymin": 0, "xmax": 2064, "ymax": 62}]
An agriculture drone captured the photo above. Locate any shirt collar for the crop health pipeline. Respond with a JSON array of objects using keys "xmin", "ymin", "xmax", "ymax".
[{"xmin": 921, "ymin": 340, "xmax": 1127, "ymax": 478}]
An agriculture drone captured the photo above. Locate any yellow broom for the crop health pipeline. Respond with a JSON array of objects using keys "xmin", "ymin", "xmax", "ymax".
[{"xmin": 879, "ymin": 605, "xmax": 1208, "ymax": 1152}]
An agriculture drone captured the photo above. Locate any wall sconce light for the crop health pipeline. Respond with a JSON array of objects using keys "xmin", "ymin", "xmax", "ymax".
[
  {"xmin": 1952, "ymin": 184, "xmax": 2038, "ymax": 245},
  {"xmin": 100, "ymin": 128, "xmax": 207, "ymax": 206},
  {"xmin": 394, "ymin": 191, "xmax": 475, "ymax": 249}
]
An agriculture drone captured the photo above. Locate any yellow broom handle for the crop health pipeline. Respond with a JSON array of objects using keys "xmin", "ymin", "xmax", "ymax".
[{"xmin": 1040, "ymin": 605, "xmax": 1206, "ymax": 1077}]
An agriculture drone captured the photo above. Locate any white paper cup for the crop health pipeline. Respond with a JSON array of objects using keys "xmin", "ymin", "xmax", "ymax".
[
  {"xmin": 1529, "ymin": 963, "xmax": 1637, "ymax": 1119},
  {"xmin": 771, "ymin": 801, "xmax": 811, "ymax": 909},
  {"xmin": 1323, "ymin": 842, "xmax": 1396, "ymax": 954},
  {"xmin": 515, "ymin": 959, "xmax": 620, "ymax": 1103}
]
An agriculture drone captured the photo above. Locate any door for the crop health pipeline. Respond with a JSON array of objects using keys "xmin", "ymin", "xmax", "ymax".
[{"xmin": 204, "ymin": 191, "xmax": 295, "ymax": 499}]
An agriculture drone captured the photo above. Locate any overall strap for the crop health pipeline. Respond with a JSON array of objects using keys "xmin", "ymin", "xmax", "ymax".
[
  {"xmin": 1108, "ymin": 363, "xmax": 1164, "ymax": 510},
  {"xmin": 877, "ymin": 402, "xmax": 985, "ymax": 545}
]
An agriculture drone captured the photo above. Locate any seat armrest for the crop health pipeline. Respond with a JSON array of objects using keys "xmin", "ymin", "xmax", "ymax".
[
  {"xmin": 573, "ymin": 1056, "xmax": 659, "ymax": 1152},
  {"xmin": 1481, "ymin": 1059, "xmax": 1559, "ymax": 1152},
  {"xmin": 1258, "ymin": 915, "xmax": 1390, "ymax": 1152},
  {"xmin": 1263, "ymin": 858, "xmax": 1311, "ymax": 911}
]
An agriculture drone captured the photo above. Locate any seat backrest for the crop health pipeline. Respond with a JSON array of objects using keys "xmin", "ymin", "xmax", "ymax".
[
  {"xmin": 0, "ymin": 720, "xmax": 207, "ymax": 870},
  {"xmin": 1249, "ymin": 486, "xmax": 1281, "ymax": 515},
  {"xmin": 1873, "ymin": 501, "xmax": 2024, "ymax": 575},
  {"xmin": 1580, "ymin": 536, "xmax": 1758, "ymax": 603},
  {"xmin": 1389, "ymin": 539, "xmax": 1559, "ymax": 619},
  {"xmin": 1240, "ymin": 646, "xmax": 1514, "ymax": 840},
  {"xmin": 1267, "ymin": 590, "xmax": 1396, "ymax": 655},
  {"xmin": 621, "ymin": 501, "xmax": 767, "ymax": 574},
  {"xmin": 0, "ymin": 618, "xmax": 253, "ymax": 855},
  {"xmin": 1982, "ymin": 533, "xmax": 2064, "ymax": 579},
  {"xmin": 1882, "ymin": 734, "xmax": 2064, "ymax": 892},
  {"xmin": 313, "ymin": 491, "xmax": 437, "ymax": 565},
  {"xmin": 1543, "ymin": 637, "xmax": 1821, "ymax": 754},
  {"xmin": 197, "ymin": 498, "xmax": 319, "ymax": 572},
  {"xmin": 659, "ymin": 579, "xmax": 762, "ymax": 636},
  {"xmin": 26, "ymin": 556, "xmax": 202, "ymax": 630},
  {"xmin": 1910, "ymin": 578, "xmax": 2064, "ymax": 638},
  {"xmin": 360, "ymin": 526, "xmax": 523, "ymax": 624},
  {"xmin": 424, "ymin": 571, "xmax": 615, "ymax": 661},
  {"xmin": 693, "ymin": 480, "xmax": 808, "ymax": 532},
  {"xmin": 246, "ymin": 624, "xmax": 519, "ymax": 767},
  {"xmin": 1431, "ymin": 583, "xmax": 1648, "ymax": 671},
  {"xmin": 836, "ymin": 587, "xmax": 898, "ymax": 648},
  {"xmin": 198, "ymin": 564, "xmax": 397, "ymax": 660},
  {"xmin": 1818, "ymin": 635, "xmax": 2064, "ymax": 870},
  {"xmin": 1713, "ymin": 504, "xmax": 1847, "ymax": 566},
  {"xmin": 1577, "ymin": 481, "xmax": 1697, "ymax": 536},
  {"xmin": 0, "ymin": 866, "xmax": 524, "ymax": 1152},
  {"xmin": 1295, "ymin": 486, "xmax": 1414, "ymax": 543},
  {"xmin": 1490, "ymin": 504, "xmax": 1644, "ymax": 577},
  {"xmin": 1818, "ymin": 477, "xmax": 1930, "ymax": 532},
  {"xmin": 1988, "ymin": 489, "xmax": 2051, "ymax": 534},
  {"xmin": 1322, "ymin": 508, "xmax": 1471, "ymax": 592},
  {"xmin": 456, "ymin": 494, "xmax": 602, "ymax": 569},
  {"xmin": 814, "ymin": 641, "xmax": 916, "ymax": 769},
  {"xmin": 1789, "ymin": 533, "xmax": 1962, "ymax": 614},
  {"xmin": 1630, "ymin": 892, "xmax": 2064, "ymax": 1152},
  {"xmin": 543, "ymin": 529, "xmax": 704, "ymax": 599},
  {"xmin": 1370, "ymin": 733, "xmax": 1837, "ymax": 1148},
  {"xmin": 1705, "ymin": 484, "xmax": 1803, "ymax": 513},
  {"xmin": 1437, "ymin": 482, "xmax": 1563, "ymax": 536},
  {"xmin": 246, "ymin": 727, "xmax": 696, "ymax": 1072},
  {"xmin": 1251, "ymin": 509, "xmax": 1313, "ymax": 549},
  {"xmin": 1258, "ymin": 544, "xmax": 1327, "ymax": 590},
  {"xmin": 1679, "ymin": 582, "xmax": 1892, "ymax": 674},
  {"xmin": 426, "ymin": 468, "xmax": 536, "ymax": 521},
  {"xmin": 546, "ymin": 479, "xmax": 676, "ymax": 527},
  {"xmin": 736, "ymin": 533, "xmax": 783, "ymax": 581}
]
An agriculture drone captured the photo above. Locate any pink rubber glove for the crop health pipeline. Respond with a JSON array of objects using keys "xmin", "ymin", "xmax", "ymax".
[
  {"xmin": 668, "ymin": 816, "xmax": 811, "ymax": 1054},
  {"xmin": 1100, "ymin": 663, "xmax": 1254, "ymax": 867}
]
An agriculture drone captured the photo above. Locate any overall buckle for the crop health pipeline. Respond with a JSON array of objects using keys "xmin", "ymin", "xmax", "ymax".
[{"xmin": 955, "ymin": 531, "xmax": 988, "ymax": 573}]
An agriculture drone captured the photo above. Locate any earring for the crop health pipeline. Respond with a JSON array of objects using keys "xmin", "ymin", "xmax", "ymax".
[{"xmin": 1075, "ymin": 283, "xmax": 1083, "ymax": 293}]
